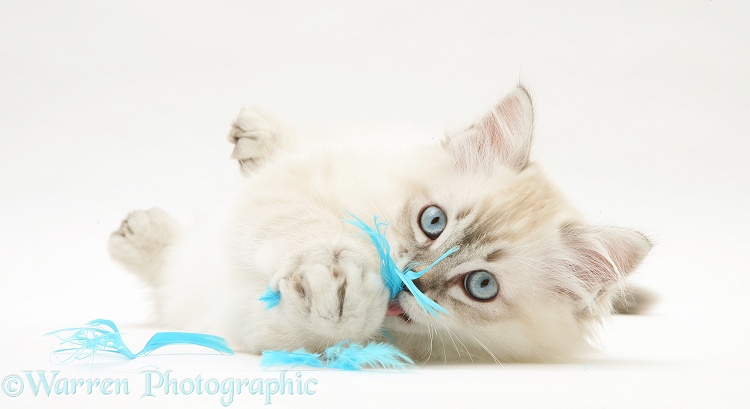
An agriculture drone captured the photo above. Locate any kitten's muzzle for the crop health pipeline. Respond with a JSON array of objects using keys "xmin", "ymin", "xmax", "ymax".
[{"xmin": 386, "ymin": 298, "xmax": 411, "ymax": 323}]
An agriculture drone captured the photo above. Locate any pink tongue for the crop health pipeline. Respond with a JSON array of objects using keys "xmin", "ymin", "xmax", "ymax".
[{"xmin": 386, "ymin": 301, "xmax": 405, "ymax": 316}]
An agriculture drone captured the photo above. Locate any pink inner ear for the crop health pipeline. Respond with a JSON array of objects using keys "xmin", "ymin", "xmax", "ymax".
[
  {"xmin": 476, "ymin": 90, "xmax": 533, "ymax": 170},
  {"xmin": 480, "ymin": 111, "xmax": 509, "ymax": 159},
  {"xmin": 574, "ymin": 246, "xmax": 623, "ymax": 289},
  {"xmin": 445, "ymin": 87, "xmax": 533, "ymax": 172},
  {"xmin": 565, "ymin": 226, "xmax": 652, "ymax": 291}
]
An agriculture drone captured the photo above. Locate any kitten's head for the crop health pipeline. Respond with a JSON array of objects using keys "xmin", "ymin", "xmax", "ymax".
[{"xmin": 384, "ymin": 87, "xmax": 651, "ymax": 362}]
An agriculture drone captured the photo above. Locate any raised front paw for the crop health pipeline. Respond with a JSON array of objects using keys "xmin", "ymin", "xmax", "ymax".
[
  {"xmin": 228, "ymin": 108, "xmax": 285, "ymax": 174},
  {"xmin": 276, "ymin": 254, "xmax": 388, "ymax": 346},
  {"xmin": 108, "ymin": 207, "xmax": 178, "ymax": 283}
]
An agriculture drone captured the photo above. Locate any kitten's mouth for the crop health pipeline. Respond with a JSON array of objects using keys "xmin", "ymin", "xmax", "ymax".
[{"xmin": 386, "ymin": 300, "xmax": 411, "ymax": 323}]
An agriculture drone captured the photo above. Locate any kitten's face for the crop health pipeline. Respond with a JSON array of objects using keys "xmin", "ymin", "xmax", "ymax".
[{"xmin": 382, "ymin": 87, "xmax": 650, "ymax": 362}]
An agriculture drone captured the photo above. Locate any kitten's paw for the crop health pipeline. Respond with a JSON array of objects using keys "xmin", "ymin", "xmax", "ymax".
[
  {"xmin": 277, "ymin": 255, "xmax": 388, "ymax": 346},
  {"xmin": 228, "ymin": 108, "xmax": 284, "ymax": 174},
  {"xmin": 108, "ymin": 207, "xmax": 178, "ymax": 283}
]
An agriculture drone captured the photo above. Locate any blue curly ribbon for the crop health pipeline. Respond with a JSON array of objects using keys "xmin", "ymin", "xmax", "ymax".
[{"xmin": 47, "ymin": 319, "xmax": 234, "ymax": 362}]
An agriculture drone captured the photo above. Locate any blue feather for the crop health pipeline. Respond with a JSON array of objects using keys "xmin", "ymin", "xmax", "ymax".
[
  {"xmin": 260, "ymin": 349, "xmax": 325, "ymax": 368},
  {"xmin": 346, "ymin": 213, "xmax": 460, "ymax": 316},
  {"xmin": 326, "ymin": 342, "xmax": 414, "ymax": 370},
  {"xmin": 260, "ymin": 341, "xmax": 414, "ymax": 370},
  {"xmin": 345, "ymin": 213, "xmax": 403, "ymax": 298},
  {"xmin": 258, "ymin": 286, "xmax": 281, "ymax": 309}
]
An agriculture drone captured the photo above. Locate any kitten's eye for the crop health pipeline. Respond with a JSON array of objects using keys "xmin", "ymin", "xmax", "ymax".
[
  {"xmin": 464, "ymin": 271, "xmax": 498, "ymax": 301},
  {"xmin": 419, "ymin": 205, "xmax": 447, "ymax": 239}
]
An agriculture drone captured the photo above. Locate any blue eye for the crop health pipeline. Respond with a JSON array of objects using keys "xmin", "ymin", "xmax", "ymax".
[
  {"xmin": 419, "ymin": 205, "xmax": 447, "ymax": 239},
  {"xmin": 464, "ymin": 271, "xmax": 498, "ymax": 301}
]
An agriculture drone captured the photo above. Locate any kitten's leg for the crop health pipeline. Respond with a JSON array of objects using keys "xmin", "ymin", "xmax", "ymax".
[
  {"xmin": 108, "ymin": 207, "xmax": 179, "ymax": 286},
  {"xmin": 227, "ymin": 108, "xmax": 290, "ymax": 175},
  {"xmin": 254, "ymin": 238, "xmax": 389, "ymax": 352},
  {"xmin": 613, "ymin": 283, "xmax": 658, "ymax": 314}
]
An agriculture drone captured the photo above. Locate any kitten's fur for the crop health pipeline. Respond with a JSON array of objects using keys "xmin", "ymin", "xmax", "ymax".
[{"xmin": 109, "ymin": 87, "xmax": 651, "ymax": 363}]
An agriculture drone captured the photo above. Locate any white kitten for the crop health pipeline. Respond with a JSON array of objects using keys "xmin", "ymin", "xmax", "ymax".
[{"xmin": 109, "ymin": 87, "xmax": 651, "ymax": 363}]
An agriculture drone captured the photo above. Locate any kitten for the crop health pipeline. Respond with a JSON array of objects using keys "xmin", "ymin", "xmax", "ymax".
[{"xmin": 108, "ymin": 86, "xmax": 651, "ymax": 363}]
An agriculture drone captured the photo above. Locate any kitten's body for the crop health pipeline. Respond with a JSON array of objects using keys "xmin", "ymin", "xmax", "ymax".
[{"xmin": 109, "ymin": 87, "xmax": 651, "ymax": 363}]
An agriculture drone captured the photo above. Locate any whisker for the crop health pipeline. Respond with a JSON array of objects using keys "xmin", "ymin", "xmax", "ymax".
[
  {"xmin": 441, "ymin": 325, "xmax": 466, "ymax": 361},
  {"xmin": 450, "ymin": 321, "xmax": 502, "ymax": 364},
  {"xmin": 429, "ymin": 320, "xmax": 449, "ymax": 365},
  {"xmin": 438, "ymin": 319, "xmax": 475, "ymax": 363},
  {"xmin": 425, "ymin": 320, "xmax": 435, "ymax": 363}
]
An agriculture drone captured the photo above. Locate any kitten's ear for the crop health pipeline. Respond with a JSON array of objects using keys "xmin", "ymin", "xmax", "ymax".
[
  {"xmin": 563, "ymin": 225, "xmax": 652, "ymax": 307},
  {"xmin": 444, "ymin": 86, "xmax": 534, "ymax": 172}
]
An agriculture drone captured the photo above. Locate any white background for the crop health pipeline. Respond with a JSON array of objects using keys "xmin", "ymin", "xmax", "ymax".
[{"xmin": 1, "ymin": 1, "xmax": 749, "ymax": 408}]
